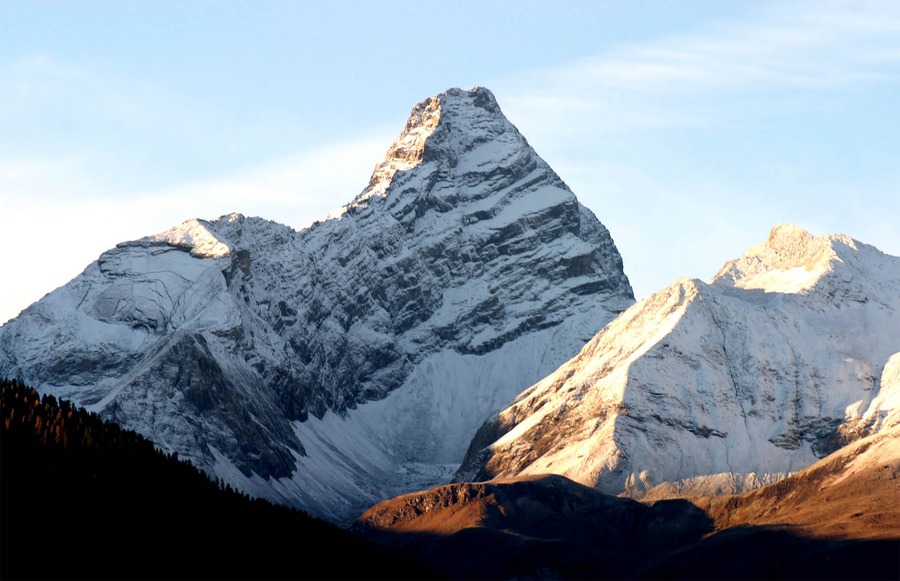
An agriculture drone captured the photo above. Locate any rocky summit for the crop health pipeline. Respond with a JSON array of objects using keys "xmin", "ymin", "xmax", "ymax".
[{"xmin": 0, "ymin": 87, "xmax": 634, "ymax": 524}]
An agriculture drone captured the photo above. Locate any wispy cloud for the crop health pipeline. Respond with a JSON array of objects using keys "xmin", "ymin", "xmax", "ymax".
[
  {"xmin": 497, "ymin": 0, "xmax": 900, "ymax": 136},
  {"xmin": 0, "ymin": 52, "xmax": 325, "ymax": 194},
  {"xmin": 122, "ymin": 135, "xmax": 392, "ymax": 229},
  {"xmin": 1, "ymin": 54, "xmax": 196, "ymax": 139},
  {"xmin": 491, "ymin": 0, "xmax": 900, "ymax": 300},
  {"xmin": 0, "ymin": 48, "xmax": 395, "ymax": 324}
]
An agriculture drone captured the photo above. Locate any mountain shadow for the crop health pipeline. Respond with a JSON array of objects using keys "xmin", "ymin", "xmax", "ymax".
[
  {"xmin": 634, "ymin": 525, "xmax": 900, "ymax": 581},
  {"xmin": 0, "ymin": 379, "xmax": 441, "ymax": 581}
]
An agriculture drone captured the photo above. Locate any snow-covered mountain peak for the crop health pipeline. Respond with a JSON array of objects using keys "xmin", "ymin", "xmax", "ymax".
[
  {"xmin": 409, "ymin": 86, "xmax": 518, "ymax": 167},
  {"xmin": 711, "ymin": 223, "xmax": 865, "ymax": 293},
  {"xmin": 347, "ymin": 94, "xmax": 442, "ymax": 210},
  {"xmin": 145, "ymin": 216, "xmax": 236, "ymax": 258},
  {"xmin": 456, "ymin": 225, "xmax": 898, "ymax": 502},
  {"xmin": 335, "ymin": 86, "xmax": 535, "ymax": 217}
]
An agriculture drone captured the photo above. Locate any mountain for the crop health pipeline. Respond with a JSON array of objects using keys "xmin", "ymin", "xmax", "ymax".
[
  {"xmin": 456, "ymin": 224, "xmax": 899, "ymax": 499},
  {"xmin": 354, "ymin": 426, "xmax": 900, "ymax": 580},
  {"xmin": 0, "ymin": 87, "xmax": 634, "ymax": 524}
]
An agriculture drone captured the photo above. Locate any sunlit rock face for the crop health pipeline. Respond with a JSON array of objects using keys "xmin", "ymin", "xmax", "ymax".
[
  {"xmin": 456, "ymin": 224, "xmax": 900, "ymax": 500},
  {"xmin": 0, "ymin": 87, "xmax": 634, "ymax": 524}
]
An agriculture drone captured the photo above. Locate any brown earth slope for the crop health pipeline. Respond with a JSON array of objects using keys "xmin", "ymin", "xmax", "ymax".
[
  {"xmin": 354, "ymin": 428, "xmax": 900, "ymax": 580},
  {"xmin": 694, "ymin": 425, "xmax": 900, "ymax": 539}
]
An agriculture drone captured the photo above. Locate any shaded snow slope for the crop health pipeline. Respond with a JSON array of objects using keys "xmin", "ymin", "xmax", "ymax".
[
  {"xmin": 0, "ymin": 87, "xmax": 633, "ymax": 524},
  {"xmin": 457, "ymin": 224, "xmax": 899, "ymax": 500}
]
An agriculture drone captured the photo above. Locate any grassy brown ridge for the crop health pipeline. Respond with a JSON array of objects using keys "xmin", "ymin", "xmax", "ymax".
[
  {"xmin": 355, "ymin": 434, "xmax": 900, "ymax": 580},
  {"xmin": 0, "ymin": 379, "xmax": 441, "ymax": 581},
  {"xmin": 690, "ymin": 432, "xmax": 900, "ymax": 541}
]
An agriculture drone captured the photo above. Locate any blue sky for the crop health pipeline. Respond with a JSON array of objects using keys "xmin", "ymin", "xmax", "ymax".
[{"xmin": 2, "ymin": 0, "xmax": 898, "ymax": 325}]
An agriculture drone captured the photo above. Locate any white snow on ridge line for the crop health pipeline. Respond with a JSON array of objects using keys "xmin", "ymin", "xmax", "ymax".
[
  {"xmin": 730, "ymin": 265, "xmax": 824, "ymax": 294},
  {"xmin": 859, "ymin": 352, "xmax": 900, "ymax": 432},
  {"xmin": 148, "ymin": 218, "xmax": 234, "ymax": 258},
  {"xmin": 710, "ymin": 223, "xmax": 899, "ymax": 297}
]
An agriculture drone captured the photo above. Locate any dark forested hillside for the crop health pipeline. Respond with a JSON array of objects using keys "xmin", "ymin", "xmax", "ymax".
[{"xmin": 0, "ymin": 379, "xmax": 439, "ymax": 581}]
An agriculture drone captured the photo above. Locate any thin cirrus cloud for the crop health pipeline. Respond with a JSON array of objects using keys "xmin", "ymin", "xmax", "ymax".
[
  {"xmin": 122, "ymin": 135, "xmax": 394, "ymax": 229},
  {"xmin": 0, "ymin": 52, "xmax": 319, "ymax": 194},
  {"xmin": 0, "ymin": 48, "xmax": 398, "ymax": 324},
  {"xmin": 3, "ymin": 54, "xmax": 193, "ymax": 143},
  {"xmin": 499, "ymin": 1, "xmax": 900, "ymax": 134}
]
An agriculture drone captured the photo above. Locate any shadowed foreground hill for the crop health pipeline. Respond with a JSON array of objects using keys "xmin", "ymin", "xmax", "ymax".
[
  {"xmin": 640, "ymin": 426, "xmax": 900, "ymax": 580},
  {"xmin": 355, "ymin": 431, "xmax": 900, "ymax": 580},
  {"xmin": 0, "ymin": 379, "xmax": 440, "ymax": 581},
  {"xmin": 353, "ymin": 474, "xmax": 716, "ymax": 580}
]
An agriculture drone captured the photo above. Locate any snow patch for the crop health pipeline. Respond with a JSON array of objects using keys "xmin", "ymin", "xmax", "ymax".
[{"xmin": 148, "ymin": 218, "xmax": 233, "ymax": 258}]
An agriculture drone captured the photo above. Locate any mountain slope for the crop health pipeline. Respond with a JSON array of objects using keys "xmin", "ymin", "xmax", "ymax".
[
  {"xmin": 457, "ymin": 224, "xmax": 899, "ymax": 499},
  {"xmin": 691, "ymin": 423, "xmax": 900, "ymax": 539},
  {"xmin": 0, "ymin": 87, "xmax": 634, "ymax": 524},
  {"xmin": 355, "ymin": 426, "xmax": 900, "ymax": 580},
  {"xmin": 636, "ymin": 425, "xmax": 900, "ymax": 580}
]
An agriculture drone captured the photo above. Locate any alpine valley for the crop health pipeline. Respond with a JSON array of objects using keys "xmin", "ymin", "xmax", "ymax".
[{"xmin": 2, "ymin": 87, "xmax": 898, "ymax": 579}]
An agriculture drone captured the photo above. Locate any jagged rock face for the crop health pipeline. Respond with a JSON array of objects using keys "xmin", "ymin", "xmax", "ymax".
[
  {"xmin": 0, "ymin": 87, "xmax": 634, "ymax": 523},
  {"xmin": 456, "ymin": 224, "xmax": 900, "ymax": 499}
]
